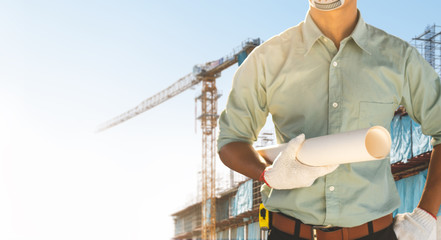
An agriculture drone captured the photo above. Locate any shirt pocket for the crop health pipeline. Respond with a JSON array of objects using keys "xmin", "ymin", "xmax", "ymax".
[{"xmin": 358, "ymin": 101, "xmax": 395, "ymax": 129}]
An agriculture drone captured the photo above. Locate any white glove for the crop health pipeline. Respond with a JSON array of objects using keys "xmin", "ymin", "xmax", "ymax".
[
  {"xmin": 263, "ymin": 134, "xmax": 339, "ymax": 189},
  {"xmin": 393, "ymin": 207, "xmax": 437, "ymax": 240}
]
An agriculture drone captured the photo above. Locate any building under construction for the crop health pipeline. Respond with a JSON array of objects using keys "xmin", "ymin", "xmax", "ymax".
[{"xmin": 171, "ymin": 25, "xmax": 441, "ymax": 240}]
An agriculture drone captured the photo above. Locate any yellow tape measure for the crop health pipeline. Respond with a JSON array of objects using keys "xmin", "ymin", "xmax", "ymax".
[{"xmin": 259, "ymin": 203, "xmax": 269, "ymax": 230}]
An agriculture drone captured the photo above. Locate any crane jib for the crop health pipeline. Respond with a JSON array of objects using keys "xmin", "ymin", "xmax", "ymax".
[{"xmin": 97, "ymin": 38, "xmax": 260, "ymax": 132}]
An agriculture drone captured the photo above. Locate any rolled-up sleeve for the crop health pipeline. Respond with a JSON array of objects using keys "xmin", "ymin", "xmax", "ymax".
[
  {"xmin": 217, "ymin": 51, "xmax": 269, "ymax": 152},
  {"xmin": 401, "ymin": 47, "xmax": 441, "ymax": 146}
]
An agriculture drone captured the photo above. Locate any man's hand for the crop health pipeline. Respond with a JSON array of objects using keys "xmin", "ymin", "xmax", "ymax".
[
  {"xmin": 262, "ymin": 134, "xmax": 339, "ymax": 189},
  {"xmin": 393, "ymin": 207, "xmax": 437, "ymax": 240}
]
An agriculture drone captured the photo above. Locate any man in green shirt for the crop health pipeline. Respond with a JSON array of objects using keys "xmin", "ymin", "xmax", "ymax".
[{"xmin": 217, "ymin": 0, "xmax": 441, "ymax": 239}]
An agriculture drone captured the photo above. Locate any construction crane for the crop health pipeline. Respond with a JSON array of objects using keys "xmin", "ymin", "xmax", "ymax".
[{"xmin": 97, "ymin": 38, "xmax": 261, "ymax": 239}]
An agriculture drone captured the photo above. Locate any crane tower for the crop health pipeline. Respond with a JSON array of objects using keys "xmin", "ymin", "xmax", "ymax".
[{"xmin": 97, "ymin": 38, "xmax": 261, "ymax": 239}]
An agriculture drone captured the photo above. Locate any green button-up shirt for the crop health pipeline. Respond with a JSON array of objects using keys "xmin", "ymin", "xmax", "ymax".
[{"xmin": 217, "ymin": 11, "xmax": 441, "ymax": 227}]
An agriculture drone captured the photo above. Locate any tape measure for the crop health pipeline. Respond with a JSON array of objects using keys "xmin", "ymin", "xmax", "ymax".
[{"xmin": 259, "ymin": 203, "xmax": 270, "ymax": 230}]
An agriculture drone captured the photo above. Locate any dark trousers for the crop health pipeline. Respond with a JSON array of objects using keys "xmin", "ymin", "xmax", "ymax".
[{"xmin": 268, "ymin": 223, "xmax": 397, "ymax": 240}]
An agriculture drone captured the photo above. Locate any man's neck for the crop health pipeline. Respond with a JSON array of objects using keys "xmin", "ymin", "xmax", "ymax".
[{"xmin": 309, "ymin": 0, "xmax": 358, "ymax": 49}]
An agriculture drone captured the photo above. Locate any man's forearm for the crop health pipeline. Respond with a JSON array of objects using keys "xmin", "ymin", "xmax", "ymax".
[
  {"xmin": 218, "ymin": 142, "xmax": 270, "ymax": 180},
  {"xmin": 418, "ymin": 144, "xmax": 441, "ymax": 217}
]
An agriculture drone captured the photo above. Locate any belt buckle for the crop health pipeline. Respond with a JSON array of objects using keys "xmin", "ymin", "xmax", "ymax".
[{"xmin": 311, "ymin": 225, "xmax": 333, "ymax": 240}]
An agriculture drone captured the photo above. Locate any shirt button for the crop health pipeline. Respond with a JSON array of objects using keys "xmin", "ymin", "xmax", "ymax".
[
  {"xmin": 329, "ymin": 186, "xmax": 335, "ymax": 192},
  {"xmin": 332, "ymin": 102, "xmax": 339, "ymax": 108},
  {"xmin": 332, "ymin": 61, "xmax": 338, "ymax": 67}
]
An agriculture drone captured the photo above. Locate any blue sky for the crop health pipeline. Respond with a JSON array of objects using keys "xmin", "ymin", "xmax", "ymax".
[{"xmin": 1, "ymin": 1, "xmax": 440, "ymax": 240}]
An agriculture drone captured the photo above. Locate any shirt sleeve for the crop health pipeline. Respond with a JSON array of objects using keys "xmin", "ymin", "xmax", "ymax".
[
  {"xmin": 217, "ymin": 50, "xmax": 269, "ymax": 152},
  {"xmin": 401, "ymin": 47, "xmax": 441, "ymax": 147}
]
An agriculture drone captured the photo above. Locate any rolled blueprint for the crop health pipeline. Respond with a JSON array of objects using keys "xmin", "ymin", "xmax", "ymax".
[{"xmin": 256, "ymin": 126, "xmax": 391, "ymax": 166}]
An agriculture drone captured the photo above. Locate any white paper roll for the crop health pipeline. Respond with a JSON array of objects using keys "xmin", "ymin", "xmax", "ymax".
[{"xmin": 256, "ymin": 126, "xmax": 391, "ymax": 166}]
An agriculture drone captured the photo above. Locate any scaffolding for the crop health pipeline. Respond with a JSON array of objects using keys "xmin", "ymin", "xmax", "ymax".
[
  {"xmin": 254, "ymin": 130, "xmax": 276, "ymax": 148},
  {"xmin": 173, "ymin": 178, "xmax": 264, "ymax": 239},
  {"xmin": 412, "ymin": 24, "xmax": 441, "ymax": 76}
]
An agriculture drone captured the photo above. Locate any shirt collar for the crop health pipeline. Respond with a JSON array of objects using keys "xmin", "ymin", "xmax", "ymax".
[
  {"xmin": 302, "ymin": 11, "xmax": 324, "ymax": 55},
  {"xmin": 350, "ymin": 12, "xmax": 372, "ymax": 55},
  {"xmin": 302, "ymin": 10, "xmax": 372, "ymax": 55}
]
